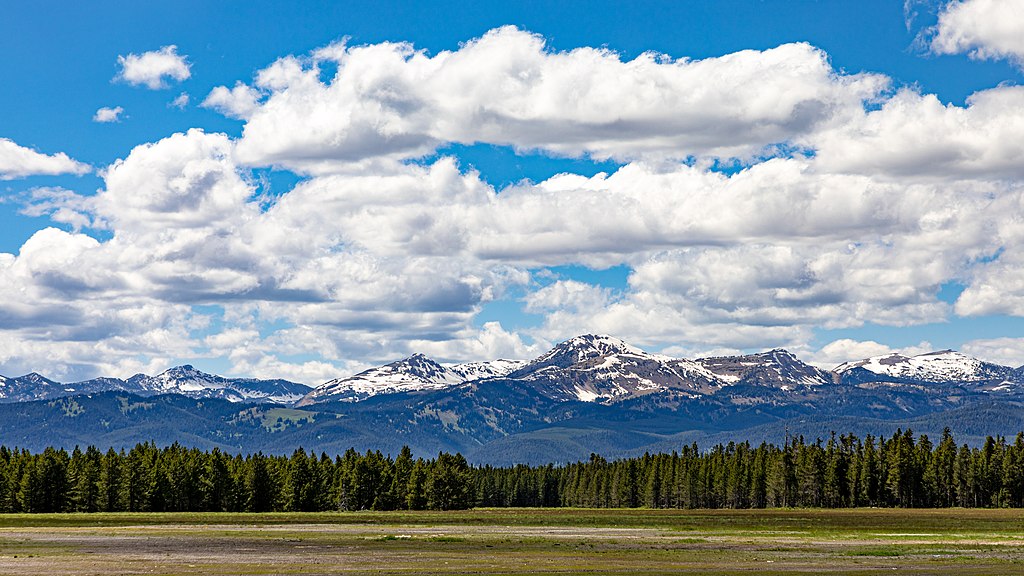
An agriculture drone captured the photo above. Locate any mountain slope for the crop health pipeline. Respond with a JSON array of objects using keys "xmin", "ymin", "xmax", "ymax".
[
  {"xmin": 505, "ymin": 334, "xmax": 720, "ymax": 402},
  {"xmin": 297, "ymin": 335, "xmax": 1024, "ymax": 408},
  {"xmin": 127, "ymin": 365, "xmax": 311, "ymax": 404},
  {"xmin": 835, "ymin": 350, "xmax": 1016, "ymax": 391},
  {"xmin": 299, "ymin": 354, "xmax": 524, "ymax": 405},
  {"xmin": 0, "ymin": 373, "xmax": 68, "ymax": 402},
  {"xmin": 697, "ymin": 349, "xmax": 834, "ymax": 389}
]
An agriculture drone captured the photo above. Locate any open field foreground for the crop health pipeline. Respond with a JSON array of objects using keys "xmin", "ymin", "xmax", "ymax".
[{"xmin": 2, "ymin": 509, "xmax": 1024, "ymax": 575}]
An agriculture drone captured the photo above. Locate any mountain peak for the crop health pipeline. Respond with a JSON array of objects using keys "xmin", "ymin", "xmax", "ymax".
[
  {"xmin": 390, "ymin": 354, "xmax": 448, "ymax": 376},
  {"xmin": 539, "ymin": 334, "xmax": 648, "ymax": 363},
  {"xmin": 697, "ymin": 348, "xmax": 832, "ymax": 389},
  {"xmin": 919, "ymin": 349, "xmax": 961, "ymax": 358},
  {"xmin": 163, "ymin": 364, "xmax": 205, "ymax": 375},
  {"xmin": 565, "ymin": 333, "xmax": 635, "ymax": 347},
  {"xmin": 756, "ymin": 348, "xmax": 799, "ymax": 360},
  {"xmin": 18, "ymin": 372, "xmax": 57, "ymax": 384},
  {"xmin": 835, "ymin": 349, "xmax": 1013, "ymax": 385}
]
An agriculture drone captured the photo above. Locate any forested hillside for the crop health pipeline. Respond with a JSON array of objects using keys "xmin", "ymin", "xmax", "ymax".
[{"xmin": 3, "ymin": 428, "xmax": 1023, "ymax": 513}]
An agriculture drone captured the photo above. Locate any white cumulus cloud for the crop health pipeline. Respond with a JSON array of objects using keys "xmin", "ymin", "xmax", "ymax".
[
  {"xmin": 962, "ymin": 337, "xmax": 1024, "ymax": 367},
  {"xmin": 812, "ymin": 86, "xmax": 1024, "ymax": 180},
  {"xmin": 201, "ymin": 82, "xmax": 262, "ymax": 119},
  {"xmin": 170, "ymin": 93, "xmax": 189, "ymax": 109},
  {"xmin": 116, "ymin": 45, "xmax": 191, "ymax": 89},
  {"xmin": 810, "ymin": 339, "xmax": 935, "ymax": 369},
  {"xmin": 931, "ymin": 0, "xmax": 1024, "ymax": 66},
  {"xmin": 0, "ymin": 138, "xmax": 90, "ymax": 179},
  {"xmin": 93, "ymin": 106, "xmax": 124, "ymax": 123},
  {"xmin": 222, "ymin": 27, "xmax": 885, "ymax": 172}
]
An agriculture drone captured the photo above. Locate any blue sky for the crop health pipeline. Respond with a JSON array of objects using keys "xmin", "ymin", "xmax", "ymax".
[{"xmin": 2, "ymin": 0, "xmax": 1024, "ymax": 382}]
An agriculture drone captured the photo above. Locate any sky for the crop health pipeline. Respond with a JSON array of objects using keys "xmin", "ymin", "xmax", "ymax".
[{"xmin": 3, "ymin": 0, "xmax": 1024, "ymax": 383}]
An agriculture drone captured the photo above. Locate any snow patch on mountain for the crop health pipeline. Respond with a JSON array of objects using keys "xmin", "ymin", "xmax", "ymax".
[
  {"xmin": 449, "ymin": 359, "xmax": 527, "ymax": 382},
  {"xmin": 835, "ymin": 350, "xmax": 1013, "ymax": 385},
  {"xmin": 299, "ymin": 354, "xmax": 526, "ymax": 405},
  {"xmin": 126, "ymin": 365, "xmax": 311, "ymax": 403},
  {"xmin": 505, "ymin": 334, "xmax": 721, "ymax": 403},
  {"xmin": 697, "ymin": 349, "xmax": 833, "ymax": 389}
]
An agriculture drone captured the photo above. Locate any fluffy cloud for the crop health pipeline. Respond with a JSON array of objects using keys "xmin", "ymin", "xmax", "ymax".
[
  {"xmin": 116, "ymin": 45, "xmax": 191, "ymax": 89},
  {"xmin": 0, "ymin": 226, "xmax": 200, "ymax": 380},
  {"xmin": 201, "ymin": 83, "xmax": 261, "ymax": 119},
  {"xmin": 4, "ymin": 126, "xmax": 1020, "ymax": 377},
  {"xmin": 19, "ymin": 187, "xmax": 95, "ymax": 230},
  {"xmin": 93, "ymin": 106, "xmax": 124, "ymax": 123},
  {"xmin": 0, "ymin": 138, "xmax": 90, "ymax": 179},
  {"xmin": 410, "ymin": 321, "xmax": 546, "ymax": 364},
  {"xmin": 170, "ymin": 93, "xmax": 189, "ymax": 109},
  {"xmin": 0, "ymin": 131, "xmax": 532, "ymax": 380},
  {"xmin": 931, "ymin": 0, "xmax": 1024, "ymax": 65},
  {"xmin": 222, "ymin": 27, "xmax": 885, "ymax": 171},
  {"xmin": 812, "ymin": 86, "xmax": 1024, "ymax": 180},
  {"xmin": 962, "ymin": 337, "xmax": 1024, "ymax": 367},
  {"xmin": 809, "ymin": 339, "xmax": 936, "ymax": 369}
]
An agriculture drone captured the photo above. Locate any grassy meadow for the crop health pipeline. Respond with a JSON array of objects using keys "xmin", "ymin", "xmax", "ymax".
[{"xmin": 2, "ymin": 508, "xmax": 1024, "ymax": 574}]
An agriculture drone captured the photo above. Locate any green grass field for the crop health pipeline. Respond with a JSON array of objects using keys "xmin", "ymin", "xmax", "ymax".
[{"xmin": 2, "ymin": 508, "xmax": 1024, "ymax": 574}]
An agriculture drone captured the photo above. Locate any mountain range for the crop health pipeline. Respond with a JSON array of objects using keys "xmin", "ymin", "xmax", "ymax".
[
  {"xmin": 2, "ymin": 334, "xmax": 1023, "ymax": 464},
  {"xmin": 0, "ymin": 365, "xmax": 311, "ymax": 405}
]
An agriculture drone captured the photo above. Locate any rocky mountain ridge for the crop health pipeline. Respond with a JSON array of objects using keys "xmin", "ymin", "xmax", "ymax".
[
  {"xmin": 297, "ymin": 354, "xmax": 525, "ymax": 405},
  {"xmin": 0, "ymin": 365, "xmax": 310, "ymax": 405},
  {"xmin": 298, "ymin": 335, "xmax": 1024, "ymax": 406},
  {"xmin": 3, "ymin": 335, "xmax": 1022, "ymax": 408}
]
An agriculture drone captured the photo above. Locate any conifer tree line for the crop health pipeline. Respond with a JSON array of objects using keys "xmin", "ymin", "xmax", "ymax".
[{"xmin": 2, "ymin": 428, "xmax": 1024, "ymax": 513}]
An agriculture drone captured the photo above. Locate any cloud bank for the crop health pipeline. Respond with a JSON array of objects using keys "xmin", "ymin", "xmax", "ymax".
[
  {"xmin": 4, "ymin": 27, "xmax": 1024, "ymax": 382},
  {"xmin": 219, "ymin": 27, "xmax": 886, "ymax": 171}
]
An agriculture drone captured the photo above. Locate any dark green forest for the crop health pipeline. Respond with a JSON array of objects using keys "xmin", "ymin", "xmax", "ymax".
[{"xmin": 2, "ymin": 428, "xmax": 1023, "ymax": 513}]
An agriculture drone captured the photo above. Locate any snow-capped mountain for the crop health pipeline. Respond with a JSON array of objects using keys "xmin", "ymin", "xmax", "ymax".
[
  {"xmin": 5, "ymin": 337, "xmax": 1024, "ymax": 410},
  {"xmin": 0, "ymin": 366, "xmax": 310, "ymax": 404},
  {"xmin": 835, "ymin": 350, "xmax": 1016, "ymax": 390},
  {"xmin": 0, "ymin": 372, "xmax": 147, "ymax": 403},
  {"xmin": 298, "ymin": 354, "xmax": 526, "ymax": 405},
  {"xmin": 0, "ymin": 373, "xmax": 64, "ymax": 402},
  {"xmin": 297, "ymin": 335, "xmax": 869, "ymax": 407},
  {"xmin": 504, "ymin": 334, "xmax": 720, "ymax": 403},
  {"xmin": 697, "ymin": 349, "xmax": 834, "ymax": 390},
  {"xmin": 126, "ymin": 365, "xmax": 312, "ymax": 404},
  {"xmin": 448, "ymin": 359, "xmax": 527, "ymax": 382}
]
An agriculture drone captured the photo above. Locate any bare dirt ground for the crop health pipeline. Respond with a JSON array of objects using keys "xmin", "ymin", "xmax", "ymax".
[{"xmin": 2, "ymin": 511, "xmax": 1024, "ymax": 575}]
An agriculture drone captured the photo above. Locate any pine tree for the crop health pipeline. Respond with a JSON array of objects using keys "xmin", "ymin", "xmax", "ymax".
[
  {"xmin": 954, "ymin": 443, "xmax": 973, "ymax": 507},
  {"xmin": 99, "ymin": 448, "xmax": 123, "ymax": 512},
  {"xmin": 406, "ymin": 459, "xmax": 428, "ymax": 510},
  {"xmin": 245, "ymin": 453, "xmax": 276, "ymax": 512},
  {"xmin": 426, "ymin": 452, "xmax": 473, "ymax": 511},
  {"xmin": 644, "ymin": 456, "xmax": 662, "ymax": 508},
  {"xmin": 285, "ymin": 448, "xmax": 314, "ymax": 512},
  {"xmin": 70, "ymin": 446, "xmax": 102, "ymax": 512},
  {"xmin": 201, "ymin": 448, "xmax": 232, "ymax": 512},
  {"xmin": 932, "ymin": 428, "xmax": 957, "ymax": 507}
]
